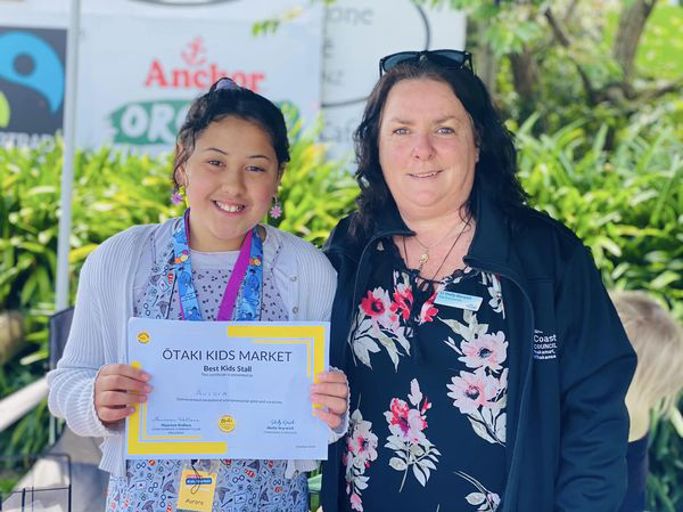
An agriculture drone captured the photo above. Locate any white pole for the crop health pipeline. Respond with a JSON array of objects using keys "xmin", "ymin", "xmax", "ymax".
[
  {"xmin": 55, "ymin": 0, "xmax": 81, "ymax": 313},
  {"xmin": 52, "ymin": 0, "xmax": 81, "ymax": 444}
]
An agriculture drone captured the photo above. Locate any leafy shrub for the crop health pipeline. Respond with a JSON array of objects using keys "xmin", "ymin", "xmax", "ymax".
[{"xmin": 516, "ymin": 114, "xmax": 683, "ymax": 319}]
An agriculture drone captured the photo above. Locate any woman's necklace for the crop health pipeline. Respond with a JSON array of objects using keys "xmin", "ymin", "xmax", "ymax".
[
  {"xmin": 403, "ymin": 215, "xmax": 472, "ymax": 278},
  {"xmin": 403, "ymin": 217, "xmax": 470, "ymax": 272}
]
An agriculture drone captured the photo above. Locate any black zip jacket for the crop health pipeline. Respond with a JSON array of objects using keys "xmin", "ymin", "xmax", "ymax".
[{"xmin": 321, "ymin": 188, "xmax": 636, "ymax": 512}]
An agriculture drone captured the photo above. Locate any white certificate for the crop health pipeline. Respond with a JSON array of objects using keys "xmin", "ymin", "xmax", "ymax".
[{"xmin": 126, "ymin": 318, "xmax": 329, "ymax": 460}]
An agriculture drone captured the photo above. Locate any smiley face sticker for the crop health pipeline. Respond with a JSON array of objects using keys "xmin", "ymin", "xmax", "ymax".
[
  {"xmin": 218, "ymin": 415, "xmax": 235, "ymax": 433},
  {"xmin": 136, "ymin": 331, "xmax": 151, "ymax": 344}
]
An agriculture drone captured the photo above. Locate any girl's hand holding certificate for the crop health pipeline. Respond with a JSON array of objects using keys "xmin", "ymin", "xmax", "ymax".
[{"xmin": 94, "ymin": 363, "xmax": 152, "ymax": 425}]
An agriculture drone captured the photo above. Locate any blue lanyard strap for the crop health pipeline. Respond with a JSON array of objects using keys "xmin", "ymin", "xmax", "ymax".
[{"xmin": 171, "ymin": 210, "xmax": 263, "ymax": 322}]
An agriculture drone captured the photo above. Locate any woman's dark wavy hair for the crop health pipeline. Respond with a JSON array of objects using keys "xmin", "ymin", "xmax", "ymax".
[
  {"xmin": 172, "ymin": 79, "xmax": 290, "ymax": 190},
  {"xmin": 352, "ymin": 59, "xmax": 527, "ymax": 236}
]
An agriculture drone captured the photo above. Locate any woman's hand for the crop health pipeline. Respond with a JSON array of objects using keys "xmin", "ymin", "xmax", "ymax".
[
  {"xmin": 94, "ymin": 364, "xmax": 152, "ymax": 425},
  {"xmin": 310, "ymin": 370, "xmax": 349, "ymax": 430}
]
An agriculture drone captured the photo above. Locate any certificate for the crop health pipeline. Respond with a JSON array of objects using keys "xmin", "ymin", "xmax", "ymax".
[{"xmin": 126, "ymin": 318, "xmax": 329, "ymax": 460}]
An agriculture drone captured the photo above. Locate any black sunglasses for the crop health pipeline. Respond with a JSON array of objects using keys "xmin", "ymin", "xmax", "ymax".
[{"xmin": 379, "ymin": 49, "xmax": 473, "ymax": 76}]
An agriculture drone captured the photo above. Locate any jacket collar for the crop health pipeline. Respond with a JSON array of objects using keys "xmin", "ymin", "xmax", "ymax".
[{"xmin": 465, "ymin": 186, "xmax": 513, "ymax": 271}]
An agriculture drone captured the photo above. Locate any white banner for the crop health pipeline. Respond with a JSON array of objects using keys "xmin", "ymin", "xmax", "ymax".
[{"xmin": 76, "ymin": 11, "xmax": 322, "ymax": 151}]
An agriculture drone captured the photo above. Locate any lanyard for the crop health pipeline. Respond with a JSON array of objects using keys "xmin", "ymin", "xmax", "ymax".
[{"xmin": 171, "ymin": 210, "xmax": 263, "ymax": 322}]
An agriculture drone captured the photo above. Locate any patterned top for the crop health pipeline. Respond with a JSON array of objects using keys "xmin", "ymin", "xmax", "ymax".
[
  {"xmin": 105, "ymin": 247, "xmax": 309, "ymax": 512},
  {"xmin": 342, "ymin": 240, "xmax": 508, "ymax": 512}
]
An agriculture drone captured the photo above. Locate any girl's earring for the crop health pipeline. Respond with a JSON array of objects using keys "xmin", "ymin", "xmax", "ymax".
[
  {"xmin": 171, "ymin": 185, "xmax": 187, "ymax": 206},
  {"xmin": 269, "ymin": 196, "xmax": 282, "ymax": 220}
]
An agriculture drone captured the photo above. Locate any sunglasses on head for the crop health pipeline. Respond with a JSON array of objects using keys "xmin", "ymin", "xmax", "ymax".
[{"xmin": 379, "ymin": 49, "xmax": 473, "ymax": 76}]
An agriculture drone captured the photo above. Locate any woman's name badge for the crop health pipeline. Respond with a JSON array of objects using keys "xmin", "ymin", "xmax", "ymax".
[
  {"xmin": 177, "ymin": 469, "xmax": 217, "ymax": 512},
  {"xmin": 434, "ymin": 291, "xmax": 483, "ymax": 311}
]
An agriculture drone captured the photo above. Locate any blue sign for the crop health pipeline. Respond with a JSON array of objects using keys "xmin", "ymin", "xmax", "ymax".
[{"xmin": 0, "ymin": 27, "xmax": 66, "ymax": 144}]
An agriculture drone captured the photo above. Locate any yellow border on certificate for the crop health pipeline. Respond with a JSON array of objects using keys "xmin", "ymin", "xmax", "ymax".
[
  {"xmin": 227, "ymin": 325, "xmax": 327, "ymax": 409},
  {"xmin": 127, "ymin": 361, "xmax": 226, "ymax": 455},
  {"xmin": 127, "ymin": 324, "xmax": 326, "ymax": 456},
  {"xmin": 227, "ymin": 324, "xmax": 326, "ymax": 379}
]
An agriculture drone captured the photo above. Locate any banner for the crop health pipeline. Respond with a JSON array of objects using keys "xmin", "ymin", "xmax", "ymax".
[
  {"xmin": 76, "ymin": 12, "xmax": 322, "ymax": 151},
  {"xmin": 0, "ymin": 26, "xmax": 66, "ymax": 148}
]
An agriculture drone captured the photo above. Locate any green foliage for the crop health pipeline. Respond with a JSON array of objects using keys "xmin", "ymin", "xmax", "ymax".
[
  {"xmin": 272, "ymin": 120, "xmax": 358, "ymax": 246},
  {"xmin": 606, "ymin": 3, "xmax": 683, "ymax": 81},
  {"xmin": 516, "ymin": 114, "xmax": 683, "ymax": 320}
]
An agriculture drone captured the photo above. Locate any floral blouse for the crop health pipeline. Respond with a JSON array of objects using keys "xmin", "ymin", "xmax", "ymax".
[{"xmin": 343, "ymin": 240, "xmax": 508, "ymax": 512}]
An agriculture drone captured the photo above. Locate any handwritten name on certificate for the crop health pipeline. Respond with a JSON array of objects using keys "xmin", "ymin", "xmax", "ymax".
[{"xmin": 126, "ymin": 318, "xmax": 330, "ymax": 460}]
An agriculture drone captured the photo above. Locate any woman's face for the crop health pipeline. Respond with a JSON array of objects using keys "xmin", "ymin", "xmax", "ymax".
[
  {"xmin": 178, "ymin": 115, "xmax": 280, "ymax": 252},
  {"xmin": 378, "ymin": 78, "xmax": 479, "ymax": 222}
]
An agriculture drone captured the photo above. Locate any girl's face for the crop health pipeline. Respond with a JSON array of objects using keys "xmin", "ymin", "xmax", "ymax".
[{"xmin": 178, "ymin": 116, "xmax": 281, "ymax": 252}]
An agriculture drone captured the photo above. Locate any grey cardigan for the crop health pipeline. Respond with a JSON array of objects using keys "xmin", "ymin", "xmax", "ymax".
[{"xmin": 47, "ymin": 219, "xmax": 341, "ymax": 478}]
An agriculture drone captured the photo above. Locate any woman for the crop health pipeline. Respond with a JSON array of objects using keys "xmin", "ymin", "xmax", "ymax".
[
  {"xmin": 48, "ymin": 77, "xmax": 348, "ymax": 512},
  {"xmin": 321, "ymin": 50, "xmax": 636, "ymax": 512}
]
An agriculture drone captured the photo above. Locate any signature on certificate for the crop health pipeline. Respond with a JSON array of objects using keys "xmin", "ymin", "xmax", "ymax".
[{"xmin": 266, "ymin": 418, "xmax": 297, "ymax": 434}]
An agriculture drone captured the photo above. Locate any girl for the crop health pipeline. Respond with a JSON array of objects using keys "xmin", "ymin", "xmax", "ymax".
[{"xmin": 48, "ymin": 78, "xmax": 348, "ymax": 512}]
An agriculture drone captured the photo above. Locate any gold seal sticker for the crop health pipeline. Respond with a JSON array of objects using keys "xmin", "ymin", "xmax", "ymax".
[
  {"xmin": 218, "ymin": 415, "xmax": 235, "ymax": 433},
  {"xmin": 136, "ymin": 331, "xmax": 151, "ymax": 344}
]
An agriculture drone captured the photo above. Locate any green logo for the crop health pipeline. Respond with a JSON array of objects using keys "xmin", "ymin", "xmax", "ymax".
[
  {"xmin": 108, "ymin": 98, "xmax": 301, "ymax": 146},
  {"xmin": 0, "ymin": 91, "xmax": 10, "ymax": 128},
  {"xmin": 109, "ymin": 99, "xmax": 191, "ymax": 145}
]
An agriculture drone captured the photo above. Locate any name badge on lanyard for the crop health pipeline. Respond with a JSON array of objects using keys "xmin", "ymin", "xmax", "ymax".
[
  {"xmin": 177, "ymin": 468, "xmax": 217, "ymax": 512},
  {"xmin": 434, "ymin": 291, "xmax": 483, "ymax": 311}
]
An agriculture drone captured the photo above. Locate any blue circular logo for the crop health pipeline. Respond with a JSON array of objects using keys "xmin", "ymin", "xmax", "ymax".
[{"xmin": 0, "ymin": 31, "xmax": 64, "ymax": 114}]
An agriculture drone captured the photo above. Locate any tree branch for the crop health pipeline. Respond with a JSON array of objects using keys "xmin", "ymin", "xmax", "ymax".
[
  {"xmin": 544, "ymin": 7, "xmax": 571, "ymax": 47},
  {"xmin": 638, "ymin": 77, "xmax": 683, "ymax": 102},
  {"xmin": 508, "ymin": 50, "xmax": 540, "ymax": 120},
  {"xmin": 612, "ymin": 0, "xmax": 658, "ymax": 82},
  {"xmin": 563, "ymin": 0, "xmax": 580, "ymax": 25},
  {"xmin": 543, "ymin": 7, "xmax": 597, "ymax": 105}
]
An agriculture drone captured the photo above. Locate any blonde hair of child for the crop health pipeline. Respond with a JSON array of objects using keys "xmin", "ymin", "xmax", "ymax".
[{"xmin": 611, "ymin": 290, "xmax": 683, "ymax": 416}]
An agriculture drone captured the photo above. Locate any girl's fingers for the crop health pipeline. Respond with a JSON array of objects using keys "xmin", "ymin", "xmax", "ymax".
[
  {"xmin": 315, "ymin": 371, "xmax": 347, "ymax": 384},
  {"xmin": 94, "ymin": 364, "xmax": 152, "ymax": 425},
  {"xmin": 97, "ymin": 405, "xmax": 136, "ymax": 424},
  {"xmin": 310, "ymin": 371, "xmax": 349, "ymax": 422},
  {"xmin": 310, "ymin": 394, "xmax": 347, "ymax": 415},
  {"xmin": 97, "ymin": 374, "xmax": 153, "ymax": 394},
  {"xmin": 310, "ymin": 382, "xmax": 348, "ymax": 400},
  {"xmin": 99, "ymin": 364, "xmax": 151, "ymax": 383},
  {"xmin": 96, "ymin": 390, "xmax": 148, "ymax": 408}
]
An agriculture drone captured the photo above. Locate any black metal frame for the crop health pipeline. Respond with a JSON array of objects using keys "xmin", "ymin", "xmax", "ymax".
[{"xmin": 0, "ymin": 448, "xmax": 72, "ymax": 510}]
